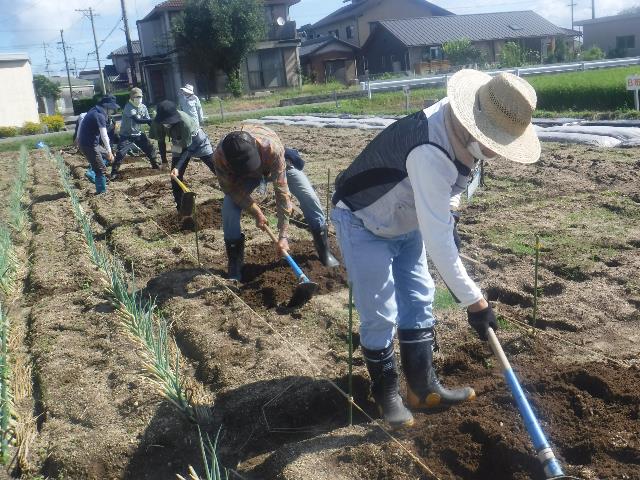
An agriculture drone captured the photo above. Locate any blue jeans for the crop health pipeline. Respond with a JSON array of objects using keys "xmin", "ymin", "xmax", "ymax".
[
  {"xmin": 222, "ymin": 168, "xmax": 327, "ymax": 241},
  {"xmin": 286, "ymin": 167, "xmax": 325, "ymax": 231},
  {"xmin": 331, "ymin": 207, "xmax": 435, "ymax": 350}
]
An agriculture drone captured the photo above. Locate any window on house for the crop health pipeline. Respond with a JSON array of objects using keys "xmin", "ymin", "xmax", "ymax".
[
  {"xmin": 616, "ymin": 35, "xmax": 635, "ymax": 49},
  {"xmin": 346, "ymin": 25, "xmax": 354, "ymax": 39}
]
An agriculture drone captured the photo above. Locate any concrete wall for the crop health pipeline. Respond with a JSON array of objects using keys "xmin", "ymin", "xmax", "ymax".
[
  {"xmin": 282, "ymin": 46, "xmax": 300, "ymax": 87},
  {"xmin": 0, "ymin": 59, "xmax": 39, "ymax": 127},
  {"xmin": 581, "ymin": 17, "xmax": 640, "ymax": 57}
]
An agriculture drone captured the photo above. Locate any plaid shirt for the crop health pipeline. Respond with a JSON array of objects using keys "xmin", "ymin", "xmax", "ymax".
[{"xmin": 214, "ymin": 124, "xmax": 292, "ymax": 236}]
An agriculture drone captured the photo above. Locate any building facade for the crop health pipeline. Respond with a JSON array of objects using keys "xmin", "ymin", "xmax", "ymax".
[
  {"xmin": 575, "ymin": 12, "xmax": 640, "ymax": 57},
  {"xmin": 308, "ymin": 0, "xmax": 452, "ymax": 47},
  {"xmin": 137, "ymin": 0, "xmax": 301, "ymax": 103},
  {"xmin": 362, "ymin": 11, "xmax": 577, "ymax": 75},
  {"xmin": 0, "ymin": 54, "xmax": 39, "ymax": 127}
]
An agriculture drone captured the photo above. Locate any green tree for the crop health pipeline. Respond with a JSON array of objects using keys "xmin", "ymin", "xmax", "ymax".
[
  {"xmin": 33, "ymin": 75, "xmax": 61, "ymax": 100},
  {"xmin": 442, "ymin": 38, "xmax": 483, "ymax": 66},
  {"xmin": 215, "ymin": 0, "xmax": 265, "ymax": 97},
  {"xmin": 173, "ymin": 0, "xmax": 221, "ymax": 98},
  {"xmin": 173, "ymin": 0, "xmax": 265, "ymax": 98}
]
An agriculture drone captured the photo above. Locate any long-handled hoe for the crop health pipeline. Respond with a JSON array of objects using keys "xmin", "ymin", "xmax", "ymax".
[
  {"xmin": 263, "ymin": 225, "xmax": 318, "ymax": 308},
  {"xmin": 487, "ymin": 327, "xmax": 581, "ymax": 480},
  {"xmin": 171, "ymin": 175, "xmax": 201, "ymax": 266}
]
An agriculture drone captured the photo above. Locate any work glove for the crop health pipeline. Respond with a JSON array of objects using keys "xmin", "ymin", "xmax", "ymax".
[
  {"xmin": 451, "ymin": 211, "xmax": 461, "ymax": 251},
  {"xmin": 467, "ymin": 305, "xmax": 498, "ymax": 341}
]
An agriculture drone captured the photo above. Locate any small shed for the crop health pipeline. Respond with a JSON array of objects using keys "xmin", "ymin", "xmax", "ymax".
[
  {"xmin": 0, "ymin": 53, "xmax": 39, "ymax": 128},
  {"xmin": 300, "ymin": 36, "xmax": 360, "ymax": 84}
]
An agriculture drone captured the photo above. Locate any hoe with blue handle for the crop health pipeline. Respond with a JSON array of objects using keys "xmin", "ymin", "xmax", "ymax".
[
  {"xmin": 264, "ymin": 225, "xmax": 319, "ymax": 308},
  {"xmin": 487, "ymin": 327, "xmax": 578, "ymax": 479}
]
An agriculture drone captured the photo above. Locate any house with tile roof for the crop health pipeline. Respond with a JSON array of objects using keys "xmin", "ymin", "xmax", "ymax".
[
  {"xmin": 107, "ymin": 40, "xmax": 142, "ymax": 90},
  {"xmin": 136, "ymin": 0, "xmax": 302, "ymax": 102},
  {"xmin": 361, "ymin": 11, "xmax": 579, "ymax": 74},
  {"xmin": 307, "ymin": 0, "xmax": 453, "ymax": 47}
]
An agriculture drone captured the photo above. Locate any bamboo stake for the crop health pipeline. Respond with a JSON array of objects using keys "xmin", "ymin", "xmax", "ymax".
[
  {"xmin": 532, "ymin": 234, "xmax": 541, "ymax": 330},
  {"xmin": 348, "ymin": 283, "xmax": 354, "ymax": 427},
  {"xmin": 326, "ymin": 168, "xmax": 331, "ymax": 226}
]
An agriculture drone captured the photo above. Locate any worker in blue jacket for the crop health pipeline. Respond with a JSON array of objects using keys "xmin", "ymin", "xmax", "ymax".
[{"xmin": 76, "ymin": 95, "xmax": 119, "ymax": 194}]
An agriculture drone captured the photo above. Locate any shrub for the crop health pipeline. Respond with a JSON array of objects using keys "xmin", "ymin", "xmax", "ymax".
[
  {"xmin": 41, "ymin": 114, "xmax": 65, "ymax": 132},
  {"xmin": 580, "ymin": 45, "xmax": 605, "ymax": 61},
  {"xmin": 21, "ymin": 122, "xmax": 42, "ymax": 136},
  {"xmin": 226, "ymin": 71, "xmax": 244, "ymax": 98},
  {"xmin": 0, "ymin": 127, "xmax": 18, "ymax": 138},
  {"xmin": 73, "ymin": 91, "xmax": 131, "ymax": 115},
  {"xmin": 443, "ymin": 38, "xmax": 483, "ymax": 66}
]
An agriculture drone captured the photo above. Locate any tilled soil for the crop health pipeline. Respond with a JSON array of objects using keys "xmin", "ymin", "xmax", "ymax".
[{"xmin": 1, "ymin": 127, "xmax": 638, "ymax": 480}]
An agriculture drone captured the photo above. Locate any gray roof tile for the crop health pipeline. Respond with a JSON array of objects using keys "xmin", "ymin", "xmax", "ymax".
[{"xmin": 376, "ymin": 11, "xmax": 572, "ymax": 47}]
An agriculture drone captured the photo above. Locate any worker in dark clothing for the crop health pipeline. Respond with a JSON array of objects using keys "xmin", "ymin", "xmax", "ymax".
[
  {"xmin": 77, "ymin": 95, "xmax": 119, "ymax": 194},
  {"xmin": 150, "ymin": 100, "xmax": 216, "ymax": 211},
  {"xmin": 110, "ymin": 87, "xmax": 160, "ymax": 180}
]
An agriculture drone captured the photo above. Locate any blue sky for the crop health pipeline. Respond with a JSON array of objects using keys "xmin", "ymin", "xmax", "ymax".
[{"xmin": 0, "ymin": 0, "xmax": 636, "ymax": 77}]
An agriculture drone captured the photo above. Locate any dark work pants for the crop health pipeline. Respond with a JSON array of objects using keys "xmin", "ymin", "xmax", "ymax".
[
  {"xmin": 170, "ymin": 152, "xmax": 216, "ymax": 210},
  {"xmin": 80, "ymin": 144, "xmax": 108, "ymax": 194},
  {"xmin": 112, "ymin": 133, "xmax": 158, "ymax": 172}
]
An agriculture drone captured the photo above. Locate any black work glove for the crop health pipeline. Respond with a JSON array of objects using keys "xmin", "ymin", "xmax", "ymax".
[
  {"xmin": 451, "ymin": 211, "xmax": 461, "ymax": 251},
  {"xmin": 467, "ymin": 305, "xmax": 498, "ymax": 341}
]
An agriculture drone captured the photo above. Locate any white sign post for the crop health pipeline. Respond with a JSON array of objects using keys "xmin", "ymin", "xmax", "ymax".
[{"xmin": 627, "ymin": 75, "xmax": 640, "ymax": 111}]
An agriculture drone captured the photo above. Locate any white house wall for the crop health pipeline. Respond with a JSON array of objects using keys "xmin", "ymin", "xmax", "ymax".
[{"xmin": 0, "ymin": 59, "xmax": 39, "ymax": 127}]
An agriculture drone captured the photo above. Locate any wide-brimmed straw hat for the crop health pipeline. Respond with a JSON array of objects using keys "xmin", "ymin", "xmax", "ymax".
[
  {"xmin": 180, "ymin": 84, "xmax": 194, "ymax": 95},
  {"xmin": 448, "ymin": 69, "xmax": 540, "ymax": 164}
]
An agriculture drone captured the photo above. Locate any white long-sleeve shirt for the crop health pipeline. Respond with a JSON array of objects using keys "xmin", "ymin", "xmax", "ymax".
[{"xmin": 339, "ymin": 143, "xmax": 482, "ymax": 306}]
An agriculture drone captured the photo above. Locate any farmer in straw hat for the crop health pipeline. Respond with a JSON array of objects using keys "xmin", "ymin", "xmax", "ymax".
[
  {"xmin": 178, "ymin": 83, "xmax": 204, "ymax": 128},
  {"xmin": 331, "ymin": 69, "xmax": 540, "ymax": 428}
]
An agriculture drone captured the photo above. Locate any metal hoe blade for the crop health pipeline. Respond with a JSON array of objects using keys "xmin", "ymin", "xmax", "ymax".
[
  {"xmin": 288, "ymin": 280, "xmax": 319, "ymax": 308},
  {"xmin": 180, "ymin": 191, "xmax": 196, "ymax": 217}
]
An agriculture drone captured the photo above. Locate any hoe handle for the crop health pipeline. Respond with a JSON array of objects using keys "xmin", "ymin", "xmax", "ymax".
[
  {"xmin": 487, "ymin": 328, "xmax": 564, "ymax": 479},
  {"xmin": 263, "ymin": 225, "xmax": 310, "ymax": 283},
  {"xmin": 170, "ymin": 174, "xmax": 191, "ymax": 193}
]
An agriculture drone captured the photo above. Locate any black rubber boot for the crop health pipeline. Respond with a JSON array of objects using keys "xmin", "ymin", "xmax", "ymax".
[
  {"xmin": 149, "ymin": 155, "xmax": 161, "ymax": 169},
  {"xmin": 311, "ymin": 225, "xmax": 340, "ymax": 267},
  {"xmin": 399, "ymin": 328, "xmax": 475, "ymax": 409},
  {"xmin": 362, "ymin": 345, "xmax": 414, "ymax": 428},
  {"xmin": 225, "ymin": 234, "xmax": 245, "ymax": 282}
]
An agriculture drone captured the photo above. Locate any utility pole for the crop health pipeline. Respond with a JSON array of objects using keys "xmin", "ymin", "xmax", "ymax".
[
  {"xmin": 120, "ymin": 0, "xmax": 138, "ymax": 86},
  {"xmin": 77, "ymin": 7, "xmax": 107, "ymax": 94},
  {"xmin": 73, "ymin": 57, "xmax": 78, "ymax": 77},
  {"xmin": 42, "ymin": 42, "xmax": 51, "ymax": 76},
  {"xmin": 592, "ymin": 0, "xmax": 595, "ymax": 19},
  {"xmin": 58, "ymin": 30, "xmax": 74, "ymax": 107},
  {"xmin": 568, "ymin": 2, "xmax": 576, "ymax": 31}
]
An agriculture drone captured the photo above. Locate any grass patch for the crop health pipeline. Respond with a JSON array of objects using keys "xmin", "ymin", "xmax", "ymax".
[
  {"xmin": 0, "ymin": 132, "xmax": 73, "ymax": 153},
  {"xmin": 433, "ymin": 287, "xmax": 458, "ymax": 311}
]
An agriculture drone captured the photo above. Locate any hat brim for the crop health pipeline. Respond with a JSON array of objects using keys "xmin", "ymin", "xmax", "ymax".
[
  {"xmin": 180, "ymin": 87, "xmax": 194, "ymax": 95},
  {"xmin": 101, "ymin": 101, "xmax": 119, "ymax": 110},
  {"xmin": 156, "ymin": 111, "xmax": 181, "ymax": 125},
  {"xmin": 233, "ymin": 149, "xmax": 261, "ymax": 174},
  {"xmin": 448, "ymin": 69, "xmax": 540, "ymax": 164}
]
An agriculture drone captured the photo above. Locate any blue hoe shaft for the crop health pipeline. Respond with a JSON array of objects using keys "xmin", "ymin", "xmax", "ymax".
[
  {"xmin": 487, "ymin": 328, "xmax": 564, "ymax": 479},
  {"xmin": 282, "ymin": 253, "xmax": 311, "ymax": 283},
  {"xmin": 264, "ymin": 225, "xmax": 312, "ymax": 284}
]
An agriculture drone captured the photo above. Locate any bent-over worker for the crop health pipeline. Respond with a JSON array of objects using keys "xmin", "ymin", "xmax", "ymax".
[{"xmin": 331, "ymin": 70, "xmax": 541, "ymax": 427}]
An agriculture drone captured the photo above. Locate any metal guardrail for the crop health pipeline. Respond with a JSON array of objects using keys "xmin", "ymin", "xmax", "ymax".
[{"xmin": 360, "ymin": 56, "xmax": 640, "ymax": 97}]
